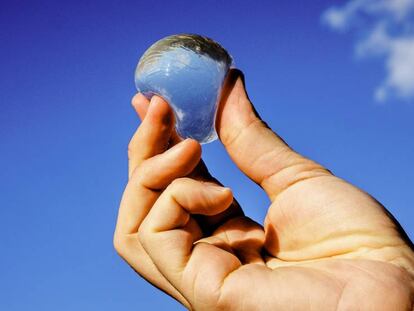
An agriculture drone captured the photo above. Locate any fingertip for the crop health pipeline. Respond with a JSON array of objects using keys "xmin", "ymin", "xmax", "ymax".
[
  {"xmin": 136, "ymin": 139, "xmax": 202, "ymax": 190},
  {"xmin": 147, "ymin": 95, "xmax": 174, "ymax": 125},
  {"xmin": 132, "ymin": 92, "xmax": 149, "ymax": 107},
  {"xmin": 131, "ymin": 93, "xmax": 150, "ymax": 120},
  {"xmin": 216, "ymin": 69, "xmax": 255, "ymax": 142},
  {"xmin": 150, "ymin": 95, "xmax": 169, "ymax": 112},
  {"xmin": 221, "ymin": 68, "xmax": 248, "ymax": 103},
  {"xmin": 184, "ymin": 138, "xmax": 202, "ymax": 155},
  {"xmin": 221, "ymin": 187, "xmax": 234, "ymax": 206},
  {"xmin": 166, "ymin": 138, "xmax": 201, "ymax": 162},
  {"xmin": 199, "ymin": 183, "xmax": 234, "ymax": 216},
  {"xmin": 169, "ymin": 138, "xmax": 201, "ymax": 165},
  {"xmin": 205, "ymin": 183, "xmax": 232, "ymax": 198},
  {"xmin": 222, "ymin": 187, "xmax": 233, "ymax": 197}
]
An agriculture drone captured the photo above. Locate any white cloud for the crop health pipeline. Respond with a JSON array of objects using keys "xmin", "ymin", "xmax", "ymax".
[{"xmin": 322, "ymin": 0, "xmax": 414, "ymax": 102}]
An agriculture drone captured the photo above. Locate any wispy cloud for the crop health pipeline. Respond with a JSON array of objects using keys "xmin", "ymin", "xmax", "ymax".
[{"xmin": 321, "ymin": 0, "xmax": 414, "ymax": 102}]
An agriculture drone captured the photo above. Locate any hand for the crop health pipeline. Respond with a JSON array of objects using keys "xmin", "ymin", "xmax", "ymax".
[{"xmin": 114, "ymin": 69, "xmax": 414, "ymax": 310}]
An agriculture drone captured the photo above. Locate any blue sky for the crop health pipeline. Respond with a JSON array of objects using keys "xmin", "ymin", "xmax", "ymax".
[{"xmin": 1, "ymin": 1, "xmax": 413, "ymax": 310}]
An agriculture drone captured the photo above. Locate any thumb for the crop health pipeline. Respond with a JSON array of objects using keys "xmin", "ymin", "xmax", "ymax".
[{"xmin": 216, "ymin": 69, "xmax": 329, "ymax": 201}]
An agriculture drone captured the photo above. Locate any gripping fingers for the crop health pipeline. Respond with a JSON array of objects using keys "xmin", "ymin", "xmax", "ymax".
[
  {"xmin": 115, "ymin": 139, "xmax": 201, "ymax": 236},
  {"xmin": 131, "ymin": 93, "xmax": 243, "ymax": 232},
  {"xmin": 115, "ymin": 138, "xmax": 201, "ymax": 310},
  {"xmin": 138, "ymin": 178, "xmax": 234, "ymax": 283}
]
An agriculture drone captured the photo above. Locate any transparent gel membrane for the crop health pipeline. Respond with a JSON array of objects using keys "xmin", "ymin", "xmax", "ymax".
[{"xmin": 134, "ymin": 34, "xmax": 233, "ymax": 144}]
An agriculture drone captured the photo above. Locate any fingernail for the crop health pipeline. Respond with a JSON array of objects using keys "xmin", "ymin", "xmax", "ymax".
[
  {"xmin": 147, "ymin": 96, "xmax": 159, "ymax": 112},
  {"xmin": 131, "ymin": 92, "xmax": 143, "ymax": 108},
  {"xmin": 152, "ymin": 95, "xmax": 167, "ymax": 104},
  {"xmin": 206, "ymin": 183, "xmax": 230, "ymax": 193}
]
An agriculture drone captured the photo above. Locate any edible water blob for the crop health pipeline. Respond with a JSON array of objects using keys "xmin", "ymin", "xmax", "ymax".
[{"xmin": 134, "ymin": 34, "xmax": 233, "ymax": 144}]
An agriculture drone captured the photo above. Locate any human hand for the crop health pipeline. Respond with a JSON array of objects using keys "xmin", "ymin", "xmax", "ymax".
[{"xmin": 114, "ymin": 69, "xmax": 414, "ymax": 310}]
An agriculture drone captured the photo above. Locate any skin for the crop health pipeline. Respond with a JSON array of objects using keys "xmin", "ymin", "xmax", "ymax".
[{"xmin": 114, "ymin": 69, "xmax": 414, "ymax": 310}]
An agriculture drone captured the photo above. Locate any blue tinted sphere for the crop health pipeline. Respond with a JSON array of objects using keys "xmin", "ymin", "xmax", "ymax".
[{"xmin": 135, "ymin": 34, "xmax": 233, "ymax": 144}]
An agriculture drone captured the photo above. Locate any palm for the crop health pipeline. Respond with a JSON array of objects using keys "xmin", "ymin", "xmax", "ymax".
[{"xmin": 187, "ymin": 172, "xmax": 413, "ymax": 310}]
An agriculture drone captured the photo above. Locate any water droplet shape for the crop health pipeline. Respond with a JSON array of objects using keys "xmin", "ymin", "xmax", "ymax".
[{"xmin": 135, "ymin": 34, "xmax": 233, "ymax": 144}]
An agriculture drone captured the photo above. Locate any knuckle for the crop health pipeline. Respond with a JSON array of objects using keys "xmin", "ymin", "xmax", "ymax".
[
  {"xmin": 168, "ymin": 177, "xmax": 191, "ymax": 192},
  {"xmin": 127, "ymin": 135, "xmax": 139, "ymax": 160},
  {"xmin": 262, "ymin": 154, "xmax": 331, "ymax": 197},
  {"xmin": 137, "ymin": 227, "xmax": 148, "ymax": 246},
  {"xmin": 128, "ymin": 158, "xmax": 169, "ymax": 192},
  {"xmin": 127, "ymin": 143, "xmax": 134, "ymax": 160},
  {"xmin": 222, "ymin": 116, "xmax": 261, "ymax": 148},
  {"xmin": 130, "ymin": 162, "xmax": 159, "ymax": 191},
  {"xmin": 127, "ymin": 128, "xmax": 144, "ymax": 160},
  {"xmin": 114, "ymin": 232, "xmax": 144, "ymax": 259},
  {"xmin": 113, "ymin": 233, "xmax": 127, "ymax": 257}
]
